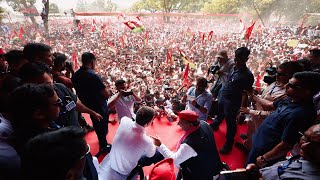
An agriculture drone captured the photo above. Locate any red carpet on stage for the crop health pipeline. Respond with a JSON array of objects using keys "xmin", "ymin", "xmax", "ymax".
[{"xmin": 84, "ymin": 113, "xmax": 248, "ymax": 175}]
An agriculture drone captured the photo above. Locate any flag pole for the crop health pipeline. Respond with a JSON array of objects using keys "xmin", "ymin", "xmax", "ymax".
[{"xmin": 252, "ymin": 2, "xmax": 266, "ymax": 28}]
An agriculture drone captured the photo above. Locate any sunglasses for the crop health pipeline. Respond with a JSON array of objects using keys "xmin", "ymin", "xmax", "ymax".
[
  {"xmin": 80, "ymin": 144, "xmax": 91, "ymax": 160},
  {"xmin": 286, "ymin": 82, "xmax": 302, "ymax": 89},
  {"xmin": 53, "ymin": 98, "xmax": 63, "ymax": 107},
  {"xmin": 298, "ymin": 131, "xmax": 320, "ymax": 146}
]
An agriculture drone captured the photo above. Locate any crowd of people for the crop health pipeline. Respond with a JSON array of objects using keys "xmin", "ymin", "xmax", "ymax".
[{"xmin": 1, "ymin": 15, "xmax": 320, "ymax": 179}]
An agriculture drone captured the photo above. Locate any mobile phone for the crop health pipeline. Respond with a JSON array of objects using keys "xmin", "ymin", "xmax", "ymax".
[
  {"xmin": 123, "ymin": 91, "xmax": 133, "ymax": 96},
  {"xmin": 219, "ymin": 169, "xmax": 253, "ymax": 180}
]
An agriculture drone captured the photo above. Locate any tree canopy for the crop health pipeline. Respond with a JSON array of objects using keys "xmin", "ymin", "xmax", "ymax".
[
  {"xmin": 49, "ymin": 3, "xmax": 59, "ymax": 14},
  {"xmin": 75, "ymin": 0, "xmax": 118, "ymax": 12},
  {"xmin": 131, "ymin": 0, "xmax": 320, "ymax": 22}
]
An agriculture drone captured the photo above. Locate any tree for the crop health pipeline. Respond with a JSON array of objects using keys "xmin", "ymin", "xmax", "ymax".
[
  {"xmin": 49, "ymin": 3, "xmax": 59, "ymax": 14},
  {"xmin": 202, "ymin": 0, "xmax": 320, "ymax": 23},
  {"xmin": 131, "ymin": 0, "xmax": 203, "ymax": 13},
  {"xmin": 105, "ymin": 0, "xmax": 117, "ymax": 12},
  {"xmin": 1, "ymin": 0, "xmax": 38, "ymax": 25},
  {"xmin": 89, "ymin": 0, "xmax": 106, "ymax": 12},
  {"xmin": 76, "ymin": 0, "xmax": 88, "ymax": 12},
  {"xmin": 202, "ymin": 0, "xmax": 243, "ymax": 14},
  {"xmin": 0, "ymin": 6, "xmax": 4, "ymax": 22}
]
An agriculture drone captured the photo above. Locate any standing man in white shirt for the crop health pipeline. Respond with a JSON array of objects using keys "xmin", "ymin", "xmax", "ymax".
[{"xmin": 108, "ymin": 79, "xmax": 142, "ymax": 122}]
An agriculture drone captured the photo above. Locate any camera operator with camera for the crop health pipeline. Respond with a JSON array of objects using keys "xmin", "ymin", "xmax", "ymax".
[
  {"xmin": 208, "ymin": 50, "xmax": 234, "ymax": 119},
  {"xmin": 208, "ymin": 50, "xmax": 234, "ymax": 98},
  {"xmin": 108, "ymin": 79, "xmax": 142, "ymax": 123}
]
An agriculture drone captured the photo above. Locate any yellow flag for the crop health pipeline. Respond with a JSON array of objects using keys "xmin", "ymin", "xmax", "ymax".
[{"xmin": 287, "ymin": 40, "xmax": 299, "ymax": 48}]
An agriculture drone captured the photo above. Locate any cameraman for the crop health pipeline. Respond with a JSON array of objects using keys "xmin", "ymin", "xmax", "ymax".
[
  {"xmin": 209, "ymin": 50, "xmax": 234, "ymax": 98},
  {"xmin": 108, "ymin": 79, "xmax": 142, "ymax": 123},
  {"xmin": 208, "ymin": 50, "xmax": 234, "ymax": 119}
]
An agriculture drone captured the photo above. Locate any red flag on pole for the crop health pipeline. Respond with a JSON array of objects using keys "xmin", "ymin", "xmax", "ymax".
[
  {"xmin": 91, "ymin": 19, "xmax": 97, "ymax": 32},
  {"xmin": 144, "ymin": 31, "xmax": 148, "ymax": 45},
  {"xmin": 244, "ymin": 21, "xmax": 256, "ymax": 40},
  {"xmin": 72, "ymin": 52, "xmax": 78, "ymax": 70},
  {"xmin": 120, "ymin": 36, "xmax": 125, "ymax": 48},
  {"xmin": 183, "ymin": 64, "xmax": 190, "ymax": 87},
  {"xmin": 202, "ymin": 33, "xmax": 205, "ymax": 44},
  {"xmin": 77, "ymin": 22, "xmax": 82, "ymax": 31},
  {"xmin": 166, "ymin": 50, "xmax": 172, "ymax": 64},
  {"xmin": 101, "ymin": 31, "xmax": 106, "ymax": 39},
  {"xmin": 208, "ymin": 31, "xmax": 214, "ymax": 41},
  {"xmin": 18, "ymin": 27, "xmax": 24, "ymax": 41}
]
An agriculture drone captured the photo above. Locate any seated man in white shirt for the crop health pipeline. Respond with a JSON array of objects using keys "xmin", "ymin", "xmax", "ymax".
[
  {"xmin": 99, "ymin": 106, "xmax": 163, "ymax": 180},
  {"xmin": 108, "ymin": 79, "xmax": 142, "ymax": 122},
  {"xmin": 152, "ymin": 110, "xmax": 223, "ymax": 180}
]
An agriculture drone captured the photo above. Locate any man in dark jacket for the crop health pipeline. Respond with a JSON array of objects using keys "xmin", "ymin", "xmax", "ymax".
[{"xmin": 153, "ymin": 110, "xmax": 223, "ymax": 180}]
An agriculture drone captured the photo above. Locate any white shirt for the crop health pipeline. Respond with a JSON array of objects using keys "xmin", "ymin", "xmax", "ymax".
[
  {"xmin": 108, "ymin": 94, "xmax": 136, "ymax": 121},
  {"xmin": 109, "ymin": 117, "xmax": 156, "ymax": 175},
  {"xmin": 157, "ymin": 143, "xmax": 197, "ymax": 168}
]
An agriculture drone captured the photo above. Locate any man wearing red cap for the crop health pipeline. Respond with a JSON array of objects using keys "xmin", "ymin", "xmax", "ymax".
[{"xmin": 152, "ymin": 110, "xmax": 223, "ymax": 180}]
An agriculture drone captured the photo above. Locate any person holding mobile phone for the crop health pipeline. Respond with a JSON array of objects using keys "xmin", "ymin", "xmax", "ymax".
[{"xmin": 108, "ymin": 79, "xmax": 142, "ymax": 123}]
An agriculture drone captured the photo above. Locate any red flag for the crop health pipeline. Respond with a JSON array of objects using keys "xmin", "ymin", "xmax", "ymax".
[
  {"xmin": 208, "ymin": 31, "xmax": 214, "ymax": 41},
  {"xmin": 91, "ymin": 19, "xmax": 97, "ymax": 32},
  {"xmin": 101, "ymin": 31, "xmax": 106, "ymax": 39},
  {"xmin": 144, "ymin": 31, "xmax": 148, "ymax": 45},
  {"xmin": 120, "ymin": 34, "xmax": 127, "ymax": 48},
  {"xmin": 91, "ymin": 25, "xmax": 96, "ymax": 32},
  {"xmin": 166, "ymin": 50, "xmax": 172, "ymax": 64},
  {"xmin": 77, "ymin": 22, "xmax": 82, "ymax": 31},
  {"xmin": 183, "ymin": 64, "xmax": 190, "ymax": 87},
  {"xmin": 244, "ymin": 21, "xmax": 256, "ymax": 40},
  {"xmin": 123, "ymin": 21, "xmax": 135, "ymax": 30},
  {"xmin": 11, "ymin": 30, "xmax": 19, "ymax": 40},
  {"xmin": 101, "ymin": 23, "xmax": 106, "ymax": 30},
  {"xmin": 202, "ymin": 33, "xmax": 205, "ymax": 44},
  {"xmin": 72, "ymin": 52, "xmax": 78, "ymax": 70},
  {"xmin": 255, "ymin": 74, "xmax": 261, "ymax": 93},
  {"xmin": 120, "ymin": 36, "xmax": 125, "ymax": 48},
  {"xmin": 19, "ymin": 27, "xmax": 24, "ymax": 40}
]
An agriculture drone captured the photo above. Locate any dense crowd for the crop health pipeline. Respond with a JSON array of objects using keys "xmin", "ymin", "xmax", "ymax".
[{"xmin": 1, "ymin": 15, "xmax": 320, "ymax": 180}]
